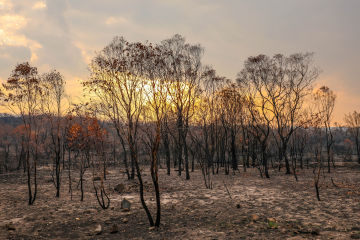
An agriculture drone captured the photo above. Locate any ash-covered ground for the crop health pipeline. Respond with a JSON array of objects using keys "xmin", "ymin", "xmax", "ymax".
[{"xmin": 1, "ymin": 163, "xmax": 359, "ymax": 239}]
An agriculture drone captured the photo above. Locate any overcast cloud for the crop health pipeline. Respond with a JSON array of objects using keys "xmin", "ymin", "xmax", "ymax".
[{"xmin": 0, "ymin": 0, "xmax": 359, "ymax": 122}]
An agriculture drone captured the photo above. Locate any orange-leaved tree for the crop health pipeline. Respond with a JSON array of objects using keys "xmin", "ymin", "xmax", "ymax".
[{"xmin": 1, "ymin": 62, "xmax": 43, "ymax": 205}]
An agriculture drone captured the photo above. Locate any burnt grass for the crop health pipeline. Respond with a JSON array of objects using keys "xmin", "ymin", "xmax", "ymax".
[{"xmin": 0, "ymin": 163, "xmax": 359, "ymax": 240}]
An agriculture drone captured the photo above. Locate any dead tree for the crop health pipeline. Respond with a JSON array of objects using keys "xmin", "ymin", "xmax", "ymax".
[
  {"xmin": 344, "ymin": 111, "xmax": 360, "ymax": 164},
  {"xmin": 216, "ymin": 85, "xmax": 243, "ymax": 174},
  {"xmin": 161, "ymin": 34, "xmax": 203, "ymax": 180},
  {"xmin": 310, "ymin": 126, "xmax": 324, "ymax": 201},
  {"xmin": 41, "ymin": 70, "xmax": 66, "ymax": 197},
  {"xmin": 2, "ymin": 62, "xmax": 43, "ymax": 205},
  {"xmin": 86, "ymin": 37, "xmax": 171, "ymax": 226},
  {"xmin": 238, "ymin": 53, "xmax": 319, "ymax": 174},
  {"xmin": 313, "ymin": 86, "xmax": 336, "ymax": 173}
]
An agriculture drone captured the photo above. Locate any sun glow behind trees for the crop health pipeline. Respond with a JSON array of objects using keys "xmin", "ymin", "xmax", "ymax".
[
  {"xmin": 82, "ymin": 34, "xmax": 219, "ymax": 226},
  {"xmin": 83, "ymin": 73, "xmax": 188, "ymax": 123}
]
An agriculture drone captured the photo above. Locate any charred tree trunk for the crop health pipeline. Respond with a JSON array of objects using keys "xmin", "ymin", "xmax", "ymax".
[
  {"xmin": 162, "ymin": 130, "xmax": 171, "ymax": 175},
  {"xmin": 262, "ymin": 144, "xmax": 269, "ymax": 178},
  {"xmin": 80, "ymin": 161, "xmax": 84, "ymax": 202},
  {"xmin": 133, "ymin": 146, "xmax": 154, "ymax": 226},
  {"xmin": 55, "ymin": 153, "xmax": 61, "ymax": 197},
  {"xmin": 68, "ymin": 150, "xmax": 73, "ymax": 200},
  {"xmin": 281, "ymin": 140, "xmax": 291, "ymax": 174},
  {"xmin": 231, "ymin": 133, "xmax": 238, "ymax": 171},
  {"xmin": 150, "ymin": 130, "xmax": 161, "ymax": 226},
  {"xmin": 183, "ymin": 132, "xmax": 190, "ymax": 180},
  {"xmin": 119, "ymin": 133, "xmax": 130, "ymax": 180},
  {"xmin": 177, "ymin": 116, "xmax": 183, "ymax": 176},
  {"xmin": 26, "ymin": 143, "xmax": 37, "ymax": 205}
]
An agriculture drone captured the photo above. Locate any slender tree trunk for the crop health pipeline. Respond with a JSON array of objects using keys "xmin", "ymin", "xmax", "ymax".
[
  {"xmin": 68, "ymin": 150, "xmax": 72, "ymax": 200},
  {"xmin": 262, "ymin": 144, "xmax": 270, "ymax": 178},
  {"xmin": 282, "ymin": 141, "xmax": 291, "ymax": 174},
  {"xmin": 315, "ymin": 182, "xmax": 321, "ymax": 201},
  {"xmin": 56, "ymin": 153, "xmax": 60, "ymax": 197},
  {"xmin": 231, "ymin": 133, "xmax": 238, "ymax": 171},
  {"xmin": 327, "ymin": 148, "xmax": 331, "ymax": 173},
  {"xmin": 26, "ymin": 149, "xmax": 32, "ymax": 205},
  {"xmin": 183, "ymin": 134, "xmax": 190, "ymax": 180},
  {"xmin": 150, "ymin": 131, "xmax": 161, "ymax": 226},
  {"xmin": 17, "ymin": 143, "xmax": 24, "ymax": 171},
  {"xmin": 162, "ymin": 132, "xmax": 171, "ymax": 175},
  {"xmin": 33, "ymin": 150, "xmax": 37, "ymax": 204},
  {"xmin": 356, "ymin": 137, "xmax": 360, "ymax": 164},
  {"xmin": 177, "ymin": 115, "xmax": 183, "ymax": 176},
  {"xmin": 131, "ymin": 155, "xmax": 135, "ymax": 179},
  {"xmin": 80, "ymin": 166, "xmax": 84, "ymax": 202},
  {"xmin": 191, "ymin": 151, "xmax": 195, "ymax": 172},
  {"xmin": 133, "ymin": 146, "xmax": 154, "ymax": 226},
  {"xmin": 119, "ymin": 135, "xmax": 130, "ymax": 179},
  {"xmin": 177, "ymin": 136, "xmax": 182, "ymax": 176}
]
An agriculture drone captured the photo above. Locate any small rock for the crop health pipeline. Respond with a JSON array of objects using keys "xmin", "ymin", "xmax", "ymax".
[
  {"xmin": 114, "ymin": 183, "xmax": 125, "ymax": 193},
  {"xmin": 267, "ymin": 218, "xmax": 278, "ymax": 229},
  {"xmin": 110, "ymin": 224, "xmax": 118, "ymax": 234},
  {"xmin": 46, "ymin": 178, "xmax": 53, "ymax": 183},
  {"xmin": 251, "ymin": 214, "xmax": 259, "ymax": 222},
  {"xmin": 310, "ymin": 228, "xmax": 320, "ymax": 235},
  {"xmin": 351, "ymin": 233, "xmax": 360, "ymax": 239},
  {"xmin": 122, "ymin": 218, "xmax": 128, "ymax": 224},
  {"xmin": 267, "ymin": 217, "xmax": 276, "ymax": 223},
  {"xmin": 148, "ymin": 226, "xmax": 155, "ymax": 231},
  {"xmin": 84, "ymin": 209, "xmax": 94, "ymax": 214},
  {"xmin": 93, "ymin": 176, "xmax": 101, "ymax": 181},
  {"xmin": 121, "ymin": 198, "xmax": 131, "ymax": 211},
  {"xmin": 286, "ymin": 237, "xmax": 306, "ymax": 240},
  {"xmin": 10, "ymin": 218, "xmax": 22, "ymax": 224},
  {"xmin": 94, "ymin": 224, "xmax": 102, "ymax": 235},
  {"xmin": 6, "ymin": 224, "xmax": 15, "ymax": 231}
]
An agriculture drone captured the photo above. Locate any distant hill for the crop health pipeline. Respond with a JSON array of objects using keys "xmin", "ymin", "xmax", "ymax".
[{"xmin": 0, "ymin": 113, "xmax": 22, "ymax": 127}]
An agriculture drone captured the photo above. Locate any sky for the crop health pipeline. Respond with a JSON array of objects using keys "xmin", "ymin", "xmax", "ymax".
[{"xmin": 0, "ymin": 0, "xmax": 359, "ymax": 123}]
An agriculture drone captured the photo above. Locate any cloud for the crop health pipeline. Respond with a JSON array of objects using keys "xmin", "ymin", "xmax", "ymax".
[
  {"xmin": 0, "ymin": 14, "xmax": 27, "ymax": 31},
  {"xmin": 72, "ymin": 41, "xmax": 95, "ymax": 65},
  {"xmin": 0, "ymin": 0, "xmax": 359, "ymax": 122},
  {"xmin": 105, "ymin": 16, "xmax": 128, "ymax": 25},
  {"xmin": 32, "ymin": 1, "xmax": 46, "ymax": 10},
  {"xmin": 0, "ymin": 0, "xmax": 12, "ymax": 11},
  {"xmin": 0, "ymin": 14, "xmax": 42, "ymax": 62}
]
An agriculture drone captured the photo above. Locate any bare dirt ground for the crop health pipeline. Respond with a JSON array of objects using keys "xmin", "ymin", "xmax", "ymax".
[{"xmin": 0, "ymin": 163, "xmax": 359, "ymax": 240}]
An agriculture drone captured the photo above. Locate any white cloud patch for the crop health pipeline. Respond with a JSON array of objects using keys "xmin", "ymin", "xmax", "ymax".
[
  {"xmin": 0, "ymin": 0, "xmax": 12, "ymax": 11},
  {"xmin": 0, "ymin": 14, "xmax": 27, "ymax": 31},
  {"xmin": 105, "ymin": 16, "xmax": 128, "ymax": 25},
  {"xmin": 73, "ymin": 41, "xmax": 95, "ymax": 64},
  {"xmin": 32, "ymin": 1, "xmax": 46, "ymax": 10},
  {"xmin": 0, "ymin": 14, "xmax": 42, "ymax": 62}
]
